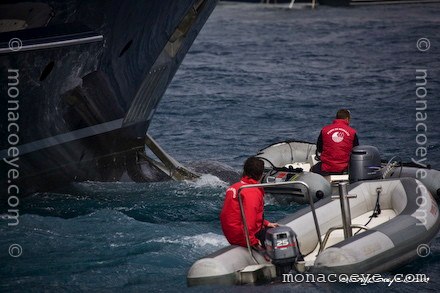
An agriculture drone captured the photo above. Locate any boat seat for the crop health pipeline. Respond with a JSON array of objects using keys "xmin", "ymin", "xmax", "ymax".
[
  {"xmin": 324, "ymin": 174, "xmax": 349, "ymax": 184},
  {"xmin": 303, "ymin": 209, "xmax": 397, "ymax": 265}
]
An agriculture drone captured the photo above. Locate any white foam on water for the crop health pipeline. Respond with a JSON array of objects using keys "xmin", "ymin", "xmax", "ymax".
[
  {"xmin": 185, "ymin": 174, "xmax": 228, "ymax": 189},
  {"xmin": 264, "ymin": 194, "xmax": 278, "ymax": 206},
  {"xmin": 0, "ymin": 213, "xmax": 11, "ymax": 220},
  {"xmin": 147, "ymin": 232, "xmax": 228, "ymax": 248},
  {"xmin": 182, "ymin": 233, "xmax": 229, "ymax": 248}
]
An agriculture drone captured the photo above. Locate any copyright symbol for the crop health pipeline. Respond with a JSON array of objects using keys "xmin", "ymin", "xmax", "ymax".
[
  {"xmin": 417, "ymin": 243, "xmax": 430, "ymax": 258},
  {"xmin": 416, "ymin": 38, "xmax": 430, "ymax": 52},
  {"xmin": 8, "ymin": 243, "xmax": 23, "ymax": 257},
  {"xmin": 8, "ymin": 38, "xmax": 23, "ymax": 51}
]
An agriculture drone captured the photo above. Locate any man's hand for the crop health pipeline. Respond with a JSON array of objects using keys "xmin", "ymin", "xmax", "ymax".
[
  {"xmin": 266, "ymin": 222, "xmax": 279, "ymax": 228},
  {"xmin": 315, "ymin": 152, "xmax": 321, "ymax": 161}
]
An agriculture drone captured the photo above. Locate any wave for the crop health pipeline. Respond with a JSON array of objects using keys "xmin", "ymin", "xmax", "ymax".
[
  {"xmin": 0, "ymin": 213, "xmax": 12, "ymax": 220},
  {"xmin": 184, "ymin": 174, "xmax": 228, "ymax": 189},
  {"xmin": 146, "ymin": 232, "xmax": 228, "ymax": 248}
]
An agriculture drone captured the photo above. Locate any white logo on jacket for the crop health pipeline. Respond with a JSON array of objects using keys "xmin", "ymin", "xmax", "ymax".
[
  {"xmin": 332, "ymin": 131, "xmax": 345, "ymax": 143},
  {"xmin": 227, "ymin": 187, "xmax": 237, "ymax": 198}
]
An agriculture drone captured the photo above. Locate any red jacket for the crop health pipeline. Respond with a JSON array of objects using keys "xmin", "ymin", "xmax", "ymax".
[
  {"xmin": 220, "ymin": 176, "xmax": 269, "ymax": 247},
  {"xmin": 319, "ymin": 119, "xmax": 358, "ymax": 173}
]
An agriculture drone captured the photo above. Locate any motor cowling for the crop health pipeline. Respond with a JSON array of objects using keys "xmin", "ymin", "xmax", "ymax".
[
  {"xmin": 265, "ymin": 226, "xmax": 300, "ymax": 276},
  {"xmin": 349, "ymin": 145, "xmax": 382, "ymax": 183}
]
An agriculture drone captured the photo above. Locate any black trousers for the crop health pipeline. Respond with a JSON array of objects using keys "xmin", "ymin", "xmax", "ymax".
[
  {"xmin": 255, "ymin": 227, "xmax": 269, "ymax": 248},
  {"xmin": 311, "ymin": 162, "xmax": 328, "ymax": 176},
  {"xmin": 311, "ymin": 162, "xmax": 347, "ymax": 176}
]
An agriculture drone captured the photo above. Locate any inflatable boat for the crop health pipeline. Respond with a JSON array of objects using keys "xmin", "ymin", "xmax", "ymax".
[
  {"xmin": 256, "ymin": 141, "xmax": 440, "ymax": 204},
  {"xmin": 187, "ymin": 177, "xmax": 440, "ymax": 286}
]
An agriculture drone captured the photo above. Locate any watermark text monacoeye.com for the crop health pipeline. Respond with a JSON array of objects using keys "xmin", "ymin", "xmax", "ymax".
[
  {"xmin": 412, "ymin": 38, "xmax": 432, "ymax": 260},
  {"xmin": 412, "ymin": 38, "xmax": 430, "ymax": 178},
  {"xmin": 5, "ymin": 68, "xmax": 20, "ymax": 225},
  {"xmin": 412, "ymin": 67, "xmax": 428, "ymax": 170},
  {"xmin": 3, "ymin": 38, "xmax": 23, "ymax": 258},
  {"xmin": 413, "ymin": 66, "xmax": 429, "ymax": 228},
  {"xmin": 282, "ymin": 273, "xmax": 430, "ymax": 286}
]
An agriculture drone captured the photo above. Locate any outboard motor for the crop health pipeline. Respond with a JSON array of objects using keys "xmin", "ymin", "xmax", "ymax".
[
  {"xmin": 265, "ymin": 226, "xmax": 303, "ymax": 276},
  {"xmin": 349, "ymin": 145, "xmax": 382, "ymax": 183}
]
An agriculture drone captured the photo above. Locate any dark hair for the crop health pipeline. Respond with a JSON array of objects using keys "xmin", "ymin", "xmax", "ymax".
[
  {"xmin": 336, "ymin": 109, "xmax": 351, "ymax": 120},
  {"xmin": 243, "ymin": 157, "xmax": 264, "ymax": 180}
]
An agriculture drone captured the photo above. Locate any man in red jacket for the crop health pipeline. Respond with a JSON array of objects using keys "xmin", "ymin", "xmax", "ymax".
[
  {"xmin": 312, "ymin": 109, "xmax": 359, "ymax": 175},
  {"xmin": 220, "ymin": 157, "xmax": 278, "ymax": 248}
]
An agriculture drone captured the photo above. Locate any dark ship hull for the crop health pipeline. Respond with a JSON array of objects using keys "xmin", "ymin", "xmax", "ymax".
[
  {"xmin": 221, "ymin": 0, "xmax": 292, "ymax": 3},
  {"xmin": 0, "ymin": 0, "xmax": 218, "ymax": 196}
]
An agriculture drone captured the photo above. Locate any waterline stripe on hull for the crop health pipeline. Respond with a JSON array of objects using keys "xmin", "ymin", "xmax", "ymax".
[
  {"xmin": 0, "ymin": 118, "xmax": 124, "ymax": 158},
  {"xmin": 0, "ymin": 35, "xmax": 103, "ymax": 54}
]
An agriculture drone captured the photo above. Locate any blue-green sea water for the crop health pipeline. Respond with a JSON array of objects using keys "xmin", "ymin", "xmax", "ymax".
[{"xmin": 2, "ymin": 2, "xmax": 440, "ymax": 292}]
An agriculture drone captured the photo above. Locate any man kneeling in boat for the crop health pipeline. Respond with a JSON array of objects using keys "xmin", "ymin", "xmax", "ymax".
[
  {"xmin": 220, "ymin": 157, "xmax": 278, "ymax": 250},
  {"xmin": 312, "ymin": 109, "xmax": 359, "ymax": 175}
]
